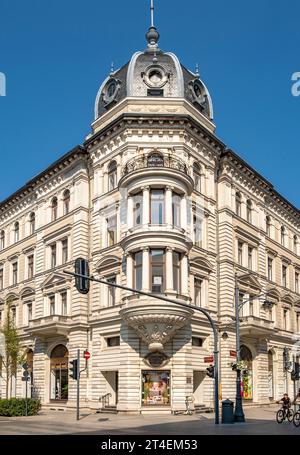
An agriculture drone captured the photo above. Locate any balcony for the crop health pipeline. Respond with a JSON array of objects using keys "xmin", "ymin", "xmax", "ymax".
[
  {"xmin": 120, "ymin": 296, "xmax": 193, "ymax": 352},
  {"xmin": 24, "ymin": 315, "xmax": 71, "ymax": 338},
  {"xmin": 119, "ymin": 153, "xmax": 194, "ymax": 193},
  {"xmin": 239, "ymin": 315, "xmax": 276, "ymax": 336}
]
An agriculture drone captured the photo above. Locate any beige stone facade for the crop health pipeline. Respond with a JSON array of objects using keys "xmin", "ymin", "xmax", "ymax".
[{"xmin": 0, "ymin": 24, "xmax": 299, "ymax": 414}]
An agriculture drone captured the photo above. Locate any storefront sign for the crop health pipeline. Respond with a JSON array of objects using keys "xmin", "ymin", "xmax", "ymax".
[{"xmin": 230, "ymin": 350, "xmax": 237, "ymax": 358}]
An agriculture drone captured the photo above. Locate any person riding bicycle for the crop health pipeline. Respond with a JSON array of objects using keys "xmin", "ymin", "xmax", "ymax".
[
  {"xmin": 277, "ymin": 393, "xmax": 291, "ymax": 409},
  {"xmin": 293, "ymin": 389, "xmax": 300, "ymax": 411}
]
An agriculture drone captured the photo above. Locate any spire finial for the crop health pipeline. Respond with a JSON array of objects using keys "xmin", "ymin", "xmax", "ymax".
[
  {"xmin": 146, "ymin": 0, "xmax": 160, "ymax": 50},
  {"xmin": 110, "ymin": 62, "xmax": 114, "ymax": 75},
  {"xmin": 195, "ymin": 63, "xmax": 200, "ymax": 78},
  {"xmin": 150, "ymin": 0, "xmax": 154, "ymax": 27}
]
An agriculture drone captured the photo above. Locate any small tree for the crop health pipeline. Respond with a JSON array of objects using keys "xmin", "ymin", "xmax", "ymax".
[{"xmin": 0, "ymin": 299, "xmax": 25, "ymax": 399}]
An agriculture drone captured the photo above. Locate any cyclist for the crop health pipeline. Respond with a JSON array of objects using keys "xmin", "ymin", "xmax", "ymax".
[
  {"xmin": 293, "ymin": 389, "xmax": 300, "ymax": 410},
  {"xmin": 277, "ymin": 393, "xmax": 291, "ymax": 409}
]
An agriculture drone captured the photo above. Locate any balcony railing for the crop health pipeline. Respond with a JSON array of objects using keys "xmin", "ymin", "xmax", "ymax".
[{"xmin": 122, "ymin": 154, "xmax": 188, "ymax": 176}]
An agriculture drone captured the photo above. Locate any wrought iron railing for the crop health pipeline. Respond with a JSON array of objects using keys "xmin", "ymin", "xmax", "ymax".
[
  {"xmin": 99, "ymin": 392, "xmax": 112, "ymax": 408},
  {"xmin": 122, "ymin": 154, "xmax": 188, "ymax": 176}
]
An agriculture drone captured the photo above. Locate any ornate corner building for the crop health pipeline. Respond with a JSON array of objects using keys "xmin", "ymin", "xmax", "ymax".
[{"xmin": 0, "ymin": 18, "xmax": 299, "ymax": 414}]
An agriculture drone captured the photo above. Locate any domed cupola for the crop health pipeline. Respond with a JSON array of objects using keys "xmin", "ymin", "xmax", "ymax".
[{"xmin": 94, "ymin": 4, "xmax": 213, "ymax": 121}]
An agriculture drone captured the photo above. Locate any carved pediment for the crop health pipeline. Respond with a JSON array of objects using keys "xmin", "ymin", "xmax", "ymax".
[
  {"xmin": 42, "ymin": 272, "xmax": 71, "ymax": 290},
  {"xmin": 282, "ymin": 293, "xmax": 294, "ymax": 305},
  {"xmin": 20, "ymin": 287, "xmax": 35, "ymax": 299},
  {"xmin": 190, "ymin": 256, "xmax": 213, "ymax": 275},
  {"xmin": 95, "ymin": 255, "xmax": 122, "ymax": 273},
  {"xmin": 238, "ymin": 274, "xmax": 261, "ymax": 292}
]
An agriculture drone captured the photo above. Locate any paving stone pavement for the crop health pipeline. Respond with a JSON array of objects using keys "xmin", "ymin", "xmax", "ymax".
[{"xmin": 0, "ymin": 405, "xmax": 299, "ymax": 435}]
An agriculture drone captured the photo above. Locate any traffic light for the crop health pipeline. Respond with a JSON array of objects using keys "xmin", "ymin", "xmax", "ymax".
[
  {"xmin": 206, "ymin": 365, "xmax": 214, "ymax": 378},
  {"xmin": 283, "ymin": 347, "xmax": 290, "ymax": 371},
  {"xmin": 74, "ymin": 258, "xmax": 90, "ymax": 295},
  {"xmin": 69, "ymin": 359, "xmax": 78, "ymax": 380},
  {"xmin": 292, "ymin": 362, "xmax": 300, "ymax": 381},
  {"xmin": 22, "ymin": 362, "xmax": 30, "ymax": 381}
]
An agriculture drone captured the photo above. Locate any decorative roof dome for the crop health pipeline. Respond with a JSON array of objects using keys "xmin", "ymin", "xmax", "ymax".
[{"xmin": 94, "ymin": 13, "xmax": 213, "ymax": 121}]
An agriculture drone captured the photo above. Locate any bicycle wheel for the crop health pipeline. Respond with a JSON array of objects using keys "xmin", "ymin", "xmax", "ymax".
[
  {"xmin": 287, "ymin": 409, "xmax": 294, "ymax": 422},
  {"xmin": 276, "ymin": 409, "xmax": 284, "ymax": 424},
  {"xmin": 293, "ymin": 412, "xmax": 300, "ymax": 427}
]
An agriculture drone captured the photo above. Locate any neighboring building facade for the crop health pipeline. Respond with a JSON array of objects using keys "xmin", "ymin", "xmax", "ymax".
[{"xmin": 0, "ymin": 20, "xmax": 299, "ymax": 413}]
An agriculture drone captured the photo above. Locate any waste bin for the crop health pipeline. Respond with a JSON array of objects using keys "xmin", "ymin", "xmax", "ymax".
[{"xmin": 222, "ymin": 399, "xmax": 234, "ymax": 424}]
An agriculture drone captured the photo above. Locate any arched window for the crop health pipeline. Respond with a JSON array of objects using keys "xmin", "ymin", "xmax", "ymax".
[
  {"xmin": 193, "ymin": 162, "xmax": 201, "ymax": 192},
  {"xmin": 0, "ymin": 230, "xmax": 5, "ymax": 250},
  {"xmin": 51, "ymin": 197, "xmax": 58, "ymax": 221},
  {"xmin": 147, "ymin": 153, "xmax": 164, "ymax": 168},
  {"xmin": 29, "ymin": 212, "xmax": 35, "ymax": 235},
  {"xmin": 108, "ymin": 161, "xmax": 117, "ymax": 191},
  {"xmin": 266, "ymin": 216, "xmax": 271, "ymax": 237},
  {"xmin": 281, "ymin": 226, "xmax": 285, "ymax": 246},
  {"xmin": 294, "ymin": 235, "xmax": 298, "ymax": 255},
  {"xmin": 14, "ymin": 222, "xmax": 19, "ymax": 243},
  {"xmin": 240, "ymin": 345, "xmax": 253, "ymax": 400},
  {"xmin": 246, "ymin": 200, "xmax": 252, "ymax": 223},
  {"xmin": 235, "ymin": 192, "xmax": 242, "ymax": 217},
  {"xmin": 63, "ymin": 190, "xmax": 70, "ymax": 215}
]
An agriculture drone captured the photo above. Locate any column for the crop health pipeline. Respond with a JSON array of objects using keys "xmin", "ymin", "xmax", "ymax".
[
  {"xmin": 165, "ymin": 186, "xmax": 173, "ymax": 226},
  {"xmin": 181, "ymin": 253, "xmax": 189, "ymax": 295},
  {"xmin": 142, "ymin": 186, "xmax": 150, "ymax": 225},
  {"xmin": 181, "ymin": 195, "xmax": 187, "ymax": 232},
  {"xmin": 116, "ymin": 203, "xmax": 120, "ymax": 242},
  {"xmin": 165, "ymin": 247, "xmax": 173, "ymax": 292},
  {"xmin": 126, "ymin": 253, "xmax": 133, "ymax": 289},
  {"xmin": 101, "ymin": 211, "xmax": 107, "ymax": 249},
  {"xmin": 142, "ymin": 247, "xmax": 150, "ymax": 291},
  {"xmin": 127, "ymin": 196, "xmax": 134, "ymax": 229}
]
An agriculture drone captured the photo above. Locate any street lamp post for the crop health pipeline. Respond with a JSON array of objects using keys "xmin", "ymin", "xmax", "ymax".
[
  {"xmin": 234, "ymin": 273, "xmax": 245, "ymax": 422},
  {"xmin": 64, "ymin": 267, "xmax": 220, "ymax": 425},
  {"xmin": 233, "ymin": 273, "xmax": 273, "ymax": 422}
]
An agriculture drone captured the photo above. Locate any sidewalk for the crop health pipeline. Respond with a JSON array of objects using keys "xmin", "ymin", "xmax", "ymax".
[{"xmin": 0, "ymin": 404, "xmax": 298, "ymax": 435}]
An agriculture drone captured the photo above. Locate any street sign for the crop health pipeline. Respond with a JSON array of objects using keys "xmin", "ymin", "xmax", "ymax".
[
  {"xmin": 204, "ymin": 356, "xmax": 214, "ymax": 363},
  {"xmin": 230, "ymin": 350, "xmax": 237, "ymax": 358},
  {"xmin": 83, "ymin": 350, "xmax": 91, "ymax": 360}
]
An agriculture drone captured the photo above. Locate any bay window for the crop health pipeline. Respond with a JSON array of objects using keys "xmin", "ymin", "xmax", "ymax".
[
  {"xmin": 151, "ymin": 249, "xmax": 165, "ymax": 293},
  {"xmin": 172, "ymin": 193, "xmax": 181, "ymax": 227},
  {"xmin": 133, "ymin": 192, "xmax": 143, "ymax": 226},
  {"xmin": 172, "ymin": 251, "xmax": 181, "ymax": 293},
  {"xmin": 134, "ymin": 251, "xmax": 143, "ymax": 291}
]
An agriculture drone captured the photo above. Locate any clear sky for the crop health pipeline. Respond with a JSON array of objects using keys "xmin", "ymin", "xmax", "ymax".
[{"xmin": 0, "ymin": 0, "xmax": 299, "ymax": 207}]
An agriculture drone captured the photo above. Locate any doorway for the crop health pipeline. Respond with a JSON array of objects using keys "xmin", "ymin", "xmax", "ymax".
[
  {"xmin": 50, "ymin": 344, "xmax": 68, "ymax": 401},
  {"xmin": 103, "ymin": 371, "xmax": 119, "ymax": 405},
  {"xmin": 193, "ymin": 371, "xmax": 205, "ymax": 404}
]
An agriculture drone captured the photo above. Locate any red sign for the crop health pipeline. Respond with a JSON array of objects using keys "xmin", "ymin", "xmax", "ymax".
[
  {"xmin": 204, "ymin": 356, "xmax": 214, "ymax": 363},
  {"xmin": 83, "ymin": 350, "xmax": 91, "ymax": 360},
  {"xmin": 230, "ymin": 350, "xmax": 237, "ymax": 358}
]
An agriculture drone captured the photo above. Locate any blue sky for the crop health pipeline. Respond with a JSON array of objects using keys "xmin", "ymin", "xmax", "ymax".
[{"xmin": 0, "ymin": 0, "xmax": 299, "ymax": 206}]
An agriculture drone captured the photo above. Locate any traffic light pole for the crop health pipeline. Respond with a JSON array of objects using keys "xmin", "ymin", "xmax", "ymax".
[
  {"xmin": 64, "ymin": 269, "xmax": 220, "ymax": 425},
  {"xmin": 234, "ymin": 273, "xmax": 245, "ymax": 423},
  {"xmin": 77, "ymin": 349, "xmax": 80, "ymax": 421}
]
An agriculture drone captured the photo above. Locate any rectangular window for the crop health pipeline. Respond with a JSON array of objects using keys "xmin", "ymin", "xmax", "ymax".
[
  {"xmin": 297, "ymin": 314, "xmax": 300, "ymax": 333},
  {"xmin": 150, "ymin": 190, "xmax": 165, "ymax": 224},
  {"xmin": 172, "ymin": 193, "xmax": 181, "ymax": 227},
  {"xmin": 238, "ymin": 241, "xmax": 243, "ymax": 266},
  {"xmin": 192, "ymin": 337, "xmax": 203, "ymax": 347},
  {"xmin": 107, "ymin": 336, "xmax": 120, "ymax": 347},
  {"xmin": 107, "ymin": 275, "xmax": 116, "ymax": 306},
  {"xmin": 62, "ymin": 239, "xmax": 68, "ymax": 264},
  {"xmin": 0, "ymin": 268, "xmax": 3, "ymax": 290},
  {"xmin": 282, "ymin": 265, "xmax": 287, "ymax": 288},
  {"xmin": 61, "ymin": 292, "xmax": 67, "ymax": 315},
  {"xmin": 194, "ymin": 278, "xmax": 202, "ymax": 307},
  {"xmin": 50, "ymin": 244, "xmax": 57, "ymax": 269},
  {"xmin": 27, "ymin": 303, "xmax": 32, "ymax": 324},
  {"xmin": 151, "ymin": 249, "xmax": 165, "ymax": 293},
  {"xmin": 193, "ymin": 214, "xmax": 202, "ymax": 247},
  {"xmin": 134, "ymin": 252, "xmax": 143, "ymax": 291},
  {"xmin": 133, "ymin": 193, "xmax": 143, "ymax": 226},
  {"xmin": 172, "ymin": 252, "xmax": 181, "ymax": 293},
  {"xmin": 11, "ymin": 307, "xmax": 16, "ymax": 325},
  {"xmin": 107, "ymin": 215, "xmax": 117, "ymax": 246},
  {"xmin": 283, "ymin": 309, "xmax": 288, "ymax": 331},
  {"xmin": 12, "ymin": 262, "xmax": 18, "ymax": 285},
  {"xmin": 28, "ymin": 255, "xmax": 34, "ymax": 279},
  {"xmin": 267, "ymin": 257, "xmax": 273, "ymax": 281},
  {"xmin": 248, "ymin": 247, "xmax": 253, "ymax": 270},
  {"xmin": 249, "ymin": 296, "xmax": 254, "ymax": 316},
  {"xmin": 296, "ymin": 272, "xmax": 299, "ymax": 294},
  {"xmin": 49, "ymin": 296, "xmax": 55, "ymax": 315}
]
